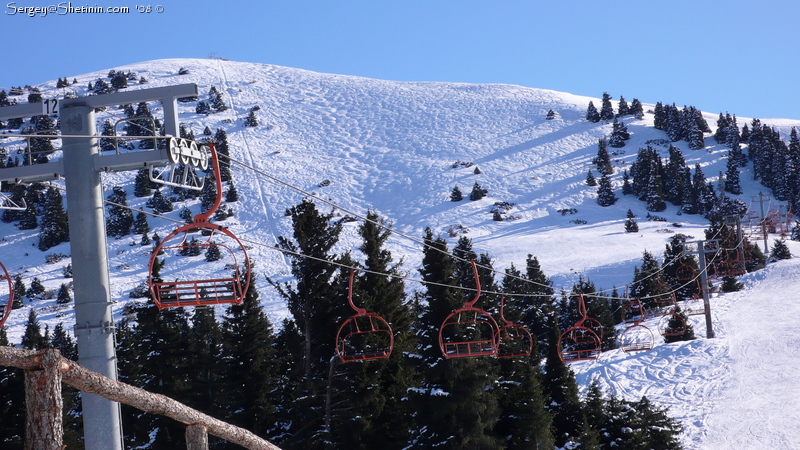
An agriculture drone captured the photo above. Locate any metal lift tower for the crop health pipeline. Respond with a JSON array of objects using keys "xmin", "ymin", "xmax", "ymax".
[{"xmin": 0, "ymin": 83, "xmax": 199, "ymax": 450}]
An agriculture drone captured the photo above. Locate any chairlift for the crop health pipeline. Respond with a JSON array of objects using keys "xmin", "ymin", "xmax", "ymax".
[
  {"xmin": 148, "ymin": 142, "xmax": 250, "ymax": 309},
  {"xmin": 618, "ymin": 323, "xmax": 655, "ymax": 352},
  {"xmin": 714, "ymin": 248, "xmax": 745, "ymax": 277},
  {"xmin": 658, "ymin": 306, "xmax": 688, "ymax": 338},
  {"xmin": 335, "ymin": 269, "xmax": 394, "ymax": 363},
  {"xmin": 623, "ymin": 298, "xmax": 647, "ymax": 324},
  {"xmin": 439, "ymin": 260, "xmax": 499, "ymax": 359},
  {"xmin": 558, "ymin": 326, "xmax": 601, "ymax": 362},
  {"xmin": 557, "ymin": 293, "xmax": 602, "ymax": 363},
  {"xmin": 495, "ymin": 295, "xmax": 534, "ymax": 358},
  {"xmin": 681, "ymin": 282, "xmax": 707, "ymax": 316},
  {"xmin": 0, "ymin": 261, "xmax": 13, "ymax": 328}
]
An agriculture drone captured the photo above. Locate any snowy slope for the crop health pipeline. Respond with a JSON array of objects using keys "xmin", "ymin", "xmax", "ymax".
[{"xmin": 2, "ymin": 58, "xmax": 800, "ymax": 448}]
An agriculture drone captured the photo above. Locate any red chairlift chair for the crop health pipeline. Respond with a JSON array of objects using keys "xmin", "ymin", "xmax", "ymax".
[
  {"xmin": 618, "ymin": 298, "xmax": 654, "ymax": 352},
  {"xmin": 558, "ymin": 293, "xmax": 602, "ymax": 363},
  {"xmin": 681, "ymin": 280, "xmax": 707, "ymax": 316},
  {"xmin": 335, "ymin": 269, "xmax": 394, "ymax": 363},
  {"xmin": 495, "ymin": 295, "xmax": 534, "ymax": 358},
  {"xmin": 148, "ymin": 142, "xmax": 251, "ymax": 309},
  {"xmin": 658, "ymin": 304, "xmax": 688, "ymax": 338},
  {"xmin": 439, "ymin": 260, "xmax": 499, "ymax": 359},
  {"xmin": 0, "ymin": 261, "xmax": 13, "ymax": 328}
]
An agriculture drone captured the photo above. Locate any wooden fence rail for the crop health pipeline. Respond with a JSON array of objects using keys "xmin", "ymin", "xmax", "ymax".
[{"xmin": 0, "ymin": 346, "xmax": 281, "ymax": 450}]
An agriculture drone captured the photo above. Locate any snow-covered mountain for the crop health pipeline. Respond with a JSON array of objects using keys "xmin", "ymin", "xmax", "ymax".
[{"xmin": 2, "ymin": 58, "xmax": 800, "ymax": 448}]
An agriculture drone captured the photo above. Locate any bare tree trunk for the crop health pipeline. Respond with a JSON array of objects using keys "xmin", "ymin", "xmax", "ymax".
[
  {"xmin": 186, "ymin": 424, "xmax": 209, "ymax": 450},
  {"xmin": 24, "ymin": 349, "xmax": 63, "ymax": 450}
]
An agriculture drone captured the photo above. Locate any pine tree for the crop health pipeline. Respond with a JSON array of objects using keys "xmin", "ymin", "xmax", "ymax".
[
  {"xmin": 133, "ymin": 168, "xmax": 152, "ymax": 197},
  {"xmin": 244, "ymin": 109, "xmax": 259, "ymax": 127},
  {"xmin": 630, "ymin": 250, "xmax": 670, "ymax": 307},
  {"xmin": 469, "ymin": 182, "xmax": 487, "ymax": 200},
  {"xmin": 213, "ymin": 128, "xmax": 232, "ymax": 182},
  {"xmin": 12, "ymin": 274, "xmax": 25, "ymax": 309},
  {"xmin": 617, "ymin": 96, "xmax": 630, "ymax": 116},
  {"xmin": 630, "ymin": 98, "xmax": 644, "ymax": 119},
  {"xmin": 585, "ymin": 101, "xmax": 600, "ymax": 123},
  {"xmin": 26, "ymin": 277, "xmax": 45, "ymax": 300},
  {"xmin": 219, "ymin": 279, "xmax": 278, "ymax": 441},
  {"xmin": 586, "ymin": 170, "xmax": 597, "ymax": 186},
  {"xmin": 100, "ymin": 119, "xmax": 117, "ymax": 152},
  {"xmin": 225, "ymin": 181, "xmax": 239, "ymax": 202},
  {"xmin": 209, "ymin": 86, "xmax": 228, "ymax": 112},
  {"xmin": 330, "ymin": 211, "xmax": 417, "ymax": 448},
  {"xmin": 146, "ymin": 189, "xmax": 173, "ymax": 214},
  {"xmin": 724, "ymin": 153, "xmax": 743, "ymax": 195},
  {"xmin": 770, "ymin": 238, "xmax": 792, "ymax": 260},
  {"xmin": 625, "ymin": 216, "xmax": 639, "ymax": 233},
  {"xmin": 543, "ymin": 316, "xmax": 585, "ymax": 446},
  {"xmin": 269, "ymin": 199, "xmax": 343, "ymax": 446},
  {"xmin": 493, "ymin": 259, "xmax": 556, "ymax": 447},
  {"xmin": 411, "ymin": 234, "xmax": 503, "ymax": 449},
  {"xmin": 450, "ymin": 185, "xmax": 463, "ymax": 201},
  {"xmin": 594, "ymin": 137, "xmax": 613, "ymax": 175},
  {"xmin": 117, "ymin": 299, "xmax": 193, "ymax": 447},
  {"xmin": 132, "ymin": 211, "xmax": 149, "ymax": 235},
  {"xmin": 56, "ymin": 283, "xmax": 71, "ymax": 304},
  {"xmin": 38, "ymin": 186, "xmax": 69, "ymax": 251},
  {"xmin": 21, "ymin": 308, "xmax": 46, "ymax": 350},
  {"xmin": 599, "ymin": 92, "xmax": 615, "ymax": 121},
  {"xmin": 106, "ymin": 186, "xmax": 134, "ymax": 238},
  {"xmin": 596, "ymin": 175, "xmax": 617, "ymax": 206},
  {"xmin": 608, "ymin": 118, "xmax": 630, "ymax": 148},
  {"xmin": 621, "ymin": 169, "xmax": 634, "ymax": 195}
]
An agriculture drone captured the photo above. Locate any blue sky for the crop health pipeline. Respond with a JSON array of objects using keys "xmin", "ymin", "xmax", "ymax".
[{"xmin": 3, "ymin": 0, "xmax": 800, "ymax": 120}]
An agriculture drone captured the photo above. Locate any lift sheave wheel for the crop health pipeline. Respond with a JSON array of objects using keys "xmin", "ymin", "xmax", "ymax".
[
  {"xmin": 148, "ymin": 142, "xmax": 251, "ymax": 309},
  {"xmin": 335, "ymin": 269, "xmax": 394, "ymax": 363},
  {"xmin": 439, "ymin": 260, "xmax": 499, "ymax": 359},
  {"xmin": 0, "ymin": 262, "xmax": 13, "ymax": 328}
]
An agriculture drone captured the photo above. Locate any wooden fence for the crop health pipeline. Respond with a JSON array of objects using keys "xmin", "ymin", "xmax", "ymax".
[{"xmin": 0, "ymin": 346, "xmax": 281, "ymax": 450}]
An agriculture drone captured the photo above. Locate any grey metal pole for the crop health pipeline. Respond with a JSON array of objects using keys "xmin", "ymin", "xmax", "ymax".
[
  {"xmin": 697, "ymin": 243, "xmax": 715, "ymax": 339},
  {"xmin": 60, "ymin": 102, "xmax": 124, "ymax": 450},
  {"xmin": 758, "ymin": 192, "xmax": 768, "ymax": 253}
]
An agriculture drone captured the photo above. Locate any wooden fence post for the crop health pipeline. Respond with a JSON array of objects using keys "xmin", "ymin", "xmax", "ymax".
[
  {"xmin": 186, "ymin": 424, "xmax": 209, "ymax": 450},
  {"xmin": 24, "ymin": 349, "xmax": 63, "ymax": 450}
]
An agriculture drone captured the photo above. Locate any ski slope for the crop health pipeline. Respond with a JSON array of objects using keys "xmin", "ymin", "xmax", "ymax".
[
  {"xmin": 2, "ymin": 58, "xmax": 800, "ymax": 448},
  {"xmin": 573, "ymin": 255, "xmax": 800, "ymax": 449}
]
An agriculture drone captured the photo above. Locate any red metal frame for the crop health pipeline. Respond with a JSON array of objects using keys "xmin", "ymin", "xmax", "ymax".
[
  {"xmin": 495, "ymin": 295, "xmax": 533, "ymax": 358},
  {"xmin": 335, "ymin": 269, "xmax": 394, "ymax": 363},
  {"xmin": 618, "ymin": 297, "xmax": 654, "ymax": 352},
  {"xmin": 148, "ymin": 142, "xmax": 251, "ymax": 309},
  {"xmin": 0, "ymin": 262, "xmax": 13, "ymax": 328},
  {"xmin": 558, "ymin": 293, "xmax": 602, "ymax": 362},
  {"xmin": 714, "ymin": 248, "xmax": 745, "ymax": 277},
  {"xmin": 658, "ymin": 306, "xmax": 688, "ymax": 337},
  {"xmin": 439, "ymin": 260, "xmax": 499, "ymax": 359}
]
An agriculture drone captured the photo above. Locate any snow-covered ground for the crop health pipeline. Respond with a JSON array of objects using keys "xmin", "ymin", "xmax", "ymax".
[
  {"xmin": 574, "ymin": 256, "xmax": 800, "ymax": 449},
  {"xmin": 2, "ymin": 58, "xmax": 800, "ymax": 448}
]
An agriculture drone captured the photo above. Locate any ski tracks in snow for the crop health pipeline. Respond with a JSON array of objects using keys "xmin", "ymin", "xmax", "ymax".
[
  {"xmin": 575, "ymin": 259, "xmax": 800, "ymax": 449},
  {"xmin": 702, "ymin": 262, "xmax": 800, "ymax": 449}
]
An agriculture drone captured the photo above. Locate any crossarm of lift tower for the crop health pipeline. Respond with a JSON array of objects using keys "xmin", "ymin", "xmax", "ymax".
[{"xmin": 0, "ymin": 83, "xmax": 198, "ymax": 184}]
